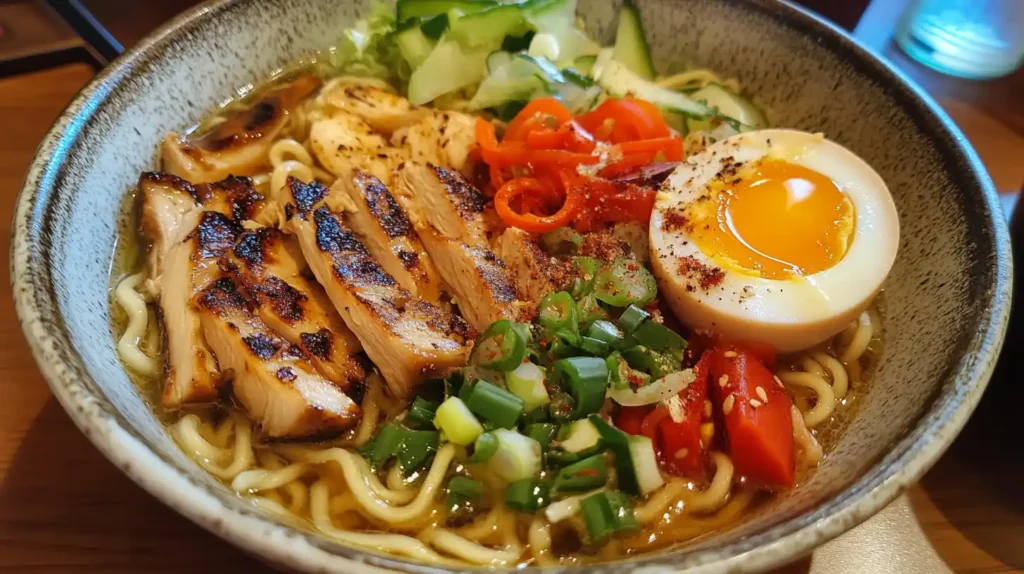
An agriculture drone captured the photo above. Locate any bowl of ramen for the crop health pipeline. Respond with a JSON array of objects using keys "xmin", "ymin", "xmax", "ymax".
[{"xmin": 12, "ymin": 0, "xmax": 1011, "ymax": 571}]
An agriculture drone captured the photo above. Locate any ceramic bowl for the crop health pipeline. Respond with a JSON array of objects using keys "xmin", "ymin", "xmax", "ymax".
[{"xmin": 11, "ymin": 0, "xmax": 1012, "ymax": 571}]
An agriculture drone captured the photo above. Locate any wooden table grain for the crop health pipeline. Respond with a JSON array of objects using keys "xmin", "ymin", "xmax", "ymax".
[{"xmin": 1, "ymin": 17, "xmax": 1022, "ymax": 574}]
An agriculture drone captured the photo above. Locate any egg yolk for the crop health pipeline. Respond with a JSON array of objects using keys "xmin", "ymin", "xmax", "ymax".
[{"xmin": 689, "ymin": 158, "xmax": 854, "ymax": 280}]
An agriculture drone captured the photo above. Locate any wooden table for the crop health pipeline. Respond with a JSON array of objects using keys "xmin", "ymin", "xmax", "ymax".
[{"xmin": 0, "ymin": 4, "xmax": 1022, "ymax": 574}]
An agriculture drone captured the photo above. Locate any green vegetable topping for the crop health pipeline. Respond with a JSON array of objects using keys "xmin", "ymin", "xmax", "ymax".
[
  {"xmin": 581, "ymin": 491, "xmax": 639, "ymax": 544},
  {"xmin": 552, "ymin": 356, "xmax": 609, "ymax": 419},
  {"xmin": 593, "ymin": 259, "xmax": 658, "ymax": 307},
  {"xmin": 465, "ymin": 381, "xmax": 525, "ymax": 428},
  {"xmin": 469, "ymin": 431, "xmax": 500, "ymax": 463},
  {"xmin": 505, "ymin": 478, "xmax": 551, "ymax": 512},
  {"xmin": 473, "ymin": 320, "xmax": 532, "ymax": 372}
]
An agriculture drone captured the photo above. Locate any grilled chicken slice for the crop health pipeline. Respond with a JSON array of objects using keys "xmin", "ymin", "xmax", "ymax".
[
  {"xmin": 322, "ymin": 82, "xmax": 429, "ymax": 136},
  {"xmin": 192, "ymin": 175, "xmax": 273, "ymax": 225},
  {"xmin": 281, "ymin": 177, "xmax": 472, "ymax": 398},
  {"xmin": 393, "ymin": 163, "xmax": 527, "ymax": 330},
  {"xmin": 139, "ymin": 172, "xmax": 201, "ymax": 280},
  {"xmin": 493, "ymin": 227, "xmax": 573, "ymax": 303},
  {"xmin": 223, "ymin": 227, "xmax": 365, "ymax": 387},
  {"xmin": 392, "ymin": 110, "xmax": 477, "ymax": 175},
  {"xmin": 197, "ymin": 277, "xmax": 361, "ymax": 440},
  {"xmin": 309, "ymin": 111, "xmax": 408, "ymax": 186},
  {"xmin": 162, "ymin": 76, "xmax": 321, "ymax": 184},
  {"xmin": 337, "ymin": 171, "xmax": 442, "ymax": 303},
  {"xmin": 159, "ymin": 211, "xmax": 242, "ymax": 407}
]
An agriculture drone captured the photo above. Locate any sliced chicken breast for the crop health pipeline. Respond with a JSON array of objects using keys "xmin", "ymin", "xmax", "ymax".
[
  {"xmin": 197, "ymin": 276, "xmax": 361, "ymax": 440},
  {"xmin": 162, "ymin": 75, "xmax": 321, "ymax": 184},
  {"xmin": 159, "ymin": 211, "xmax": 242, "ymax": 407},
  {"xmin": 323, "ymin": 82, "xmax": 429, "ymax": 136},
  {"xmin": 139, "ymin": 172, "xmax": 201, "ymax": 280},
  {"xmin": 337, "ymin": 170, "xmax": 442, "ymax": 303},
  {"xmin": 192, "ymin": 175, "xmax": 272, "ymax": 224},
  {"xmin": 493, "ymin": 227, "xmax": 573, "ymax": 303},
  {"xmin": 393, "ymin": 162, "xmax": 527, "ymax": 330},
  {"xmin": 281, "ymin": 177, "xmax": 473, "ymax": 398},
  {"xmin": 392, "ymin": 110, "xmax": 477, "ymax": 175},
  {"xmin": 223, "ymin": 227, "xmax": 365, "ymax": 388},
  {"xmin": 309, "ymin": 111, "xmax": 408, "ymax": 185}
]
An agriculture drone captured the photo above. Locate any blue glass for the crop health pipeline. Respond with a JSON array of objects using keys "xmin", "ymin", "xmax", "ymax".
[{"xmin": 896, "ymin": 0, "xmax": 1024, "ymax": 79}]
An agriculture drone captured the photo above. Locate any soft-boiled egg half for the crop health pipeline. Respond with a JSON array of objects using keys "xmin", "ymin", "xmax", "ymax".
[{"xmin": 649, "ymin": 129, "xmax": 899, "ymax": 353}]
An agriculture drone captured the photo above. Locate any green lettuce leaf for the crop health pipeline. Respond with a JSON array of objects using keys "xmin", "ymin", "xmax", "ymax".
[{"xmin": 330, "ymin": 2, "xmax": 410, "ymax": 81}]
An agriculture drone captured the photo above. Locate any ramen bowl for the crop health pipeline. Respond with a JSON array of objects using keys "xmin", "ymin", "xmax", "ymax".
[{"xmin": 11, "ymin": 0, "xmax": 1011, "ymax": 571}]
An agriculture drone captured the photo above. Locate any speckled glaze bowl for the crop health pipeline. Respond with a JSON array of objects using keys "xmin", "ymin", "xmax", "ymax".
[{"xmin": 11, "ymin": 0, "xmax": 1012, "ymax": 571}]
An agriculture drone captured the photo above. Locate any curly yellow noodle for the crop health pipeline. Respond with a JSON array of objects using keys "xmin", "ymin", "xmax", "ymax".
[
  {"xmin": 528, "ymin": 517, "xmax": 558, "ymax": 566},
  {"xmin": 792, "ymin": 405, "xmax": 824, "ymax": 466},
  {"xmin": 231, "ymin": 462, "xmax": 310, "ymax": 493},
  {"xmin": 810, "ymin": 350, "xmax": 849, "ymax": 400},
  {"xmin": 283, "ymin": 480, "xmax": 309, "ymax": 514},
  {"xmin": 635, "ymin": 480, "xmax": 688, "ymax": 524},
  {"xmin": 113, "ymin": 273, "xmax": 160, "ymax": 376},
  {"xmin": 840, "ymin": 311, "xmax": 874, "ymax": 364},
  {"xmin": 778, "ymin": 371, "xmax": 836, "ymax": 428},
  {"xmin": 308, "ymin": 481, "xmax": 458, "ymax": 565},
  {"xmin": 685, "ymin": 452, "xmax": 734, "ymax": 514},
  {"xmin": 173, "ymin": 413, "xmax": 254, "ymax": 480},
  {"xmin": 422, "ymin": 528, "xmax": 523, "ymax": 566},
  {"xmin": 456, "ymin": 503, "xmax": 502, "ymax": 540}
]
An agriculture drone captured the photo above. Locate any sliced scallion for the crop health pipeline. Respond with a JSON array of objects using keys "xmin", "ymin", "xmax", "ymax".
[
  {"xmin": 593, "ymin": 259, "xmax": 657, "ymax": 308},
  {"xmin": 539, "ymin": 291, "xmax": 579, "ymax": 338},
  {"xmin": 581, "ymin": 491, "xmax": 639, "ymax": 545},
  {"xmin": 504, "ymin": 478, "xmax": 551, "ymax": 512},
  {"xmin": 473, "ymin": 320, "xmax": 531, "ymax": 371},
  {"xmin": 552, "ymin": 357, "xmax": 609, "ymax": 419},
  {"xmin": 617, "ymin": 305, "xmax": 650, "ymax": 334},
  {"xmin": 468, "ymin": 431, "xmax": 499, "ymax": 464},
  {"xmin": 524, "ymin": 422, "xmax": 559, "ymax": 450},
  {"xmin": 631, "ymin": 320, "xmax": 687, "ymax": 352},
  {"xmin": 587, "ymin": 320, "xmax": 625, "ymax": 347},
  {"xmin": 434, "ymin": 397, "xmax": 485, "ymax": 446},
  {"xmin": 397, "ymin": 429, "xmax": 439, "ymax": 476},
  {"xmin": 488, "ymin": 428, "xmax": 543, "ymax": 482},
  {"xmin": 553, "ymin": 454, "xmax": 608, "ymax": 493},
  {"xmin": 465, "ymin": 380, "xmax": 525, "ymax": 428},
  {"xmin": 406, "ymin": 397, "xmax": 440, "ymax": 429},
  {"xmin": 506, "ymin": 361, "xmax": 550, "ymax": 412},
  {"xmin": 577, "ymin": 336, "xmax": 610, "ymax": 356}
]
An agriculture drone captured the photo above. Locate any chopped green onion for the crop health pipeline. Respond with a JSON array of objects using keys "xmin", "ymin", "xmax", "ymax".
[
  {"xmin": 357, "ymin": 423, "xmax": 405, "ymax": 468},
  {"xmin": 549, "ymin": 338, "xmax": 581, "ymax": 360},
  {"xmin": 577, "ymin": 336, "xmax": 610, "ymax": 356},
  {"xmin": 570, "ymin": 256, "xmax": 601, "ymax": 298},
  {"xmin": 407, "ymin": 397, "xmax": 440, "ymax": 429},
  {"xmin": 559, "ymin": 419, "xmax": 602, "ymax": 453},
  {"xmin": 397, "ymin": 429, "xmax": 440, "ymax": 476},
  {"xmin": 622, "ymin": 346, "xmax": 680, "ymax": 378},
  {"xmin": 469, "ymin": 431, "xmax": 499, "ymax": 463},
  {"xmin": 505, "ymin": 478, "xmax": 551, "ymax": 512},
  {"xmin": 443, "ymin": 371, "xmax": 466, "ymax": 399},
  {"xmin": 589, "ymin": 415, "xmax": 645, "ymax": 496},
  {"xmin": 523, "ymin": 423, "xmax": 559, "ymax": 450},
  {"xmin": 552, "ymin": 357, "xmax": 609, "ymax": 419},
  {"xmin": 448, "ymin": 476, "xmax": 484, "ymax": 503},
  {"xmin": 631, "ymin": 320, "xmax": 687, "ymax": 352},
  {"xmin": 465, "ymin": 381, "xmax": 525, "ymax": 428},
  {"xmin": 458, "ymin": 379, "xmax": 476, "ymax": 403},
  {"xmin": 587, "ymin": 320, "xmax": 625, "ymax": 347},
  {"xmin": 548, "ymin": 391, "xmax": 577, "ymax": 424},
  {"xmin": 593, "ymin": 259, "xmax": 657, "ymax": 308},
  {"xmin": 553, "ymin": 454, "xmax": 608, "ymax": 493},
  {"xmin": 434, "ymin": 397, "xmax": 484, "ymax": 446},
  {"xmin": 489, "ymin": 428, "xmax": 543, "ymax": 482},
  {"xmin": 539, "ymin": 292, "xmax": 579, "ymax": 338},
  {"xmin": 474, "ymin": 320, "xmax": 531, "ymax": 372},
  {"xmin": 617, "ymin": 305, "xmax": 650, "ymax": 334},
  {"xmin": 607, "ymin": 352, "xmax": 650, "ymax": 390},
  {"xmin": 581, "ymin": 491, "xmax": 639, "ymax": 545},
  {"xmin": 507, "ymin": 361, "xmax": 550, "ymax": 412}
]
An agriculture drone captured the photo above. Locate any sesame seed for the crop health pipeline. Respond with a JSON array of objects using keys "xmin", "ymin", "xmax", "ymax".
[
  {"xmin": 674, "ymin": 448, "xmax": 690, "ymax": 460},
  {"xmin": 724, "ymin": 351, "xmax": 737, "ymax": 358},
  {"xmin": 756, "ymin": 386, "xmax": 769, "ymax": 403},
  {"xmin": 774, "ymin": 375, "xmax": 784, "ymax": 388},
  {"xmin": 749, "ymin": 399, "xmax": 763, "ymax": 409},
  {"xmin": 718, "ymin": 375, "xmax": 729, "ymax": 388},
  {"xmin": 723, "ymin": 394, "xmax": 735, "ymax": 415},
  {"xmin": 704, "ymin": 400, "xmax": 713, "ymax": 418}
]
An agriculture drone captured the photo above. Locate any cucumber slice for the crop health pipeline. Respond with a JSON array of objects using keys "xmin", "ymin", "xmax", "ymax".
[
  {"xmin": 686, "ymin": 83, "xmax": 768, "ymax": 132},
  {"xmin": 448, "ymin": 3, "xmax": 531, "ymax": 49},
  {"xmin": 571, "ymin": 54, "xmax": 597, "ymax": 76},
  {"xmin": 612, "ymin": 0, "xmax": 656, "ymax": 80},
  {"xmin": 523, "ymin": 0, "xmax": 599, "ymax": 65},
  {"xmin": 560, "ymin": 419, "xmax": 601, "ymax": 453},
  {"xmin": 469, "ymin": 54, "xmax": 545, "ymax": 110},
  {"xmin": 593, "ymin": 51, "xmax": 711, "ymax": 119},
  {"xmin": 408, "ymin": 39, "xmax": 488, "ymax": 105},
  {"xmin": 627, "ymin": 435, "xmax": 665, "ymax": 496},
  {"xmin": 395, "ymin": 26, "xmax": 437, "ymax": 69},
  {"xmin": 396, "ymin": 0, "xmax": 498, "ymax": 25},
  {"xmin": 486, "ymin": 50, "xmax": 514, "ymax": 73}
]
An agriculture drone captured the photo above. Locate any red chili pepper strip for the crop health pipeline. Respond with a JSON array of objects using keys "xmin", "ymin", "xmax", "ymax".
[{"xmin": 494, "ymin": 177, "xmax": 584, "ymax": 233}]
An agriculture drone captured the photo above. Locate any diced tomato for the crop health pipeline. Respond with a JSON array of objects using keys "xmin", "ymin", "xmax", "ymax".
[
  {"xmin": 654, "ymin": 354, "xmax": 712, "ymax": 480},
  {"xmin": 614, "ymin": 405, "xmax": 652, "ymax": 436},
  {"xmin": 708, "ymin": 346, "xmax": 795, "ymax": 489}
]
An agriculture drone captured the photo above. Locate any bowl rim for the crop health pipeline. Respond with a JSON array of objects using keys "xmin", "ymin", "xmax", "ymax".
[{"xmin": 11, "ymin": 0, "xmax": 1012, "ymax": 572}]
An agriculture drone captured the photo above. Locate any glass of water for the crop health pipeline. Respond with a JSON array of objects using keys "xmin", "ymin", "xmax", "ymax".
[{"xmin": 895, "ymin": 0, "xmax": 1024, "ymax": 79}]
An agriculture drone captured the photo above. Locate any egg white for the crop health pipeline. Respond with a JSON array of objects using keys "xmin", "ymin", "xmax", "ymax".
[{"xmin": 649, "ymin": 129, "xmax": 899, "ymax": 353}]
